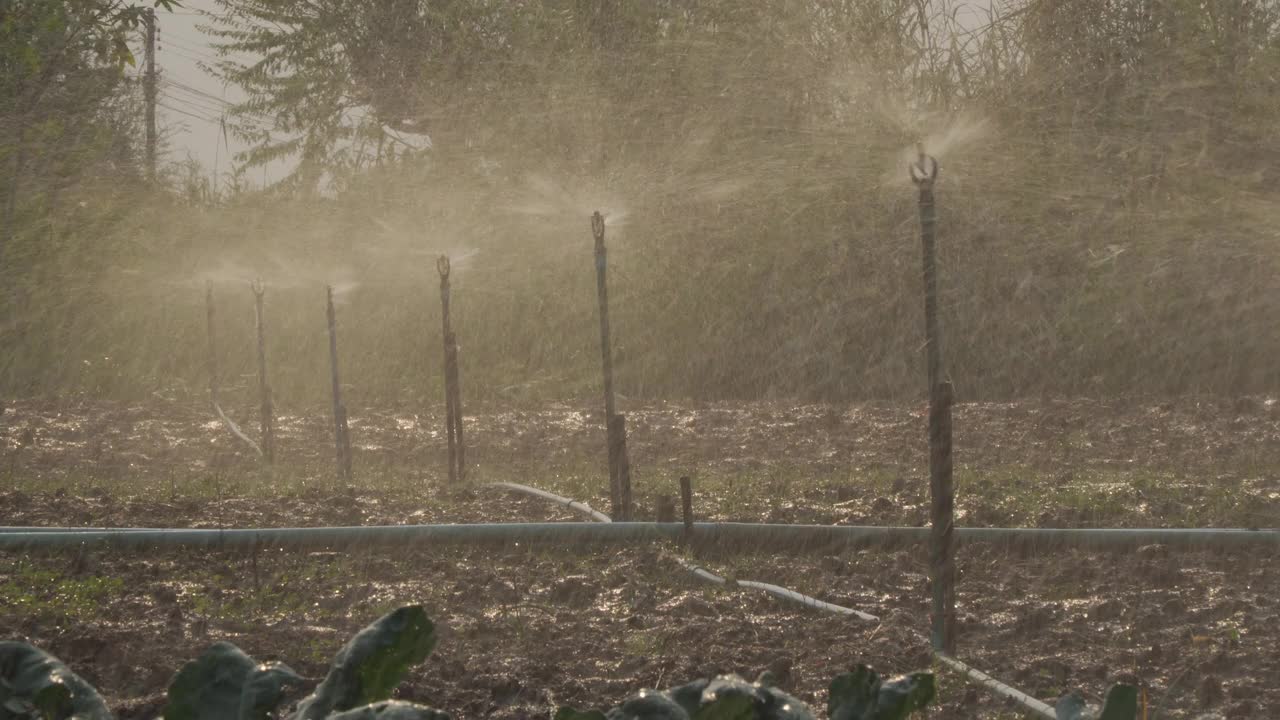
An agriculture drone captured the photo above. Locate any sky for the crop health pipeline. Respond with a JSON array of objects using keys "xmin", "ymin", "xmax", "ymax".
[
  {"xmin": 153, "ymin": 1, "xmax": 998, "ymax": 191},
  {"xmin": 150, "ymin": 0, "xmax": 273, "ymax": 187}
]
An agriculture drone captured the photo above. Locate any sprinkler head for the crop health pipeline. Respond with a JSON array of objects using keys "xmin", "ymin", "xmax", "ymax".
[
  {"xmin": 591, "ymin": 211, "xmax": 606, "ymax": 243},
  {"xmin": 436, "ymin": 254, "xmax": 451, "ymax": 279},
  {"xmin": 910, "ymin": 144, "xmax": 939, "ymax": 185}
]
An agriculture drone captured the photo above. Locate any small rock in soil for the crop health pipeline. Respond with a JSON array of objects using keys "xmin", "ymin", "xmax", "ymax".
[{"xmin": 1136, "ymin": 543, "xmax": 1169, "ymax": 559}]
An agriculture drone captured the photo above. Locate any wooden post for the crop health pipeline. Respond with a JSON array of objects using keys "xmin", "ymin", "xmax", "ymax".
[
  {"xmin": 252, "ymin": 280, "xmax": 275, "ymax": 464},
  {"xmin": 592, "ymin": 211, "xmax": 632, "ymax": 519},
  {"xmin": 592, "ymin": 212, "xmax": 619, "ymax": 514},
  {"xmin": 914, "ymin": 145, "xmax": 942, "ymax": 393},
  {"xmin": 930, "ymin": 382, "xmax": 957, "ymax": 653},
  {"xmin": 326, "ymin": 286, "xmax": 353, "ymax": 483},
  {"xmin": 447, "ymin": 330, "xmax": 465, "ymax": 482},
  {"xmin": 438, "ymin": 256, "xmax": 465, "ymax": 483},
  {"xmin": 205, "ymin": 283, "xmax": 218, "ymax": 405},
  {"xmin": 680, "ymin": 476, "xmax": 693, "ymax": 545},
  {"xmin": 912, "ymin": 146, "xmax": 956, "ymax": 654}
]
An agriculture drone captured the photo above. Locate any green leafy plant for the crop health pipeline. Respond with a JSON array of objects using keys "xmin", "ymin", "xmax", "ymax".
[
  {"xmin": 827, "ymin": 666, "xmax": 935, "ymax": 720},
  {"xmin": 556, "ymin": 667, "xmax": 934, "ymax": 720},
  {"xmin": 159, "ymin": 604, "xmax": 438, "ymax": 720},
  {"xmin": 0, "ymin": 641, "xmax": 112, "ymax": 720},
  {"xmin": 2, "ymin": 604, "xmax": 1142, "ymax": 720}
]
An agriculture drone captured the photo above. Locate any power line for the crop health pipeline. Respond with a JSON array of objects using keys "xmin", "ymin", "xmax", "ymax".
[
  {"xmin": 161, "ymin": 89, "xmax": 230, "ymax": 118},
  {"xmin": 158, "ymin": 101, "xmax": 221, "ymax": 125},
  {"xmin": 161, "ymin": 80, "xmax": 234, "ymax": 109},
  {"xmin": 160, "ymin": 79, "xmax": 279, "ymax": 128}
]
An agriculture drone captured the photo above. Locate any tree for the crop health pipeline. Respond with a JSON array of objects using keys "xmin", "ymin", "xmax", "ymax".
[{"xmin": 0, "ymin": 0, "xmax": 179, "ymax": 249}]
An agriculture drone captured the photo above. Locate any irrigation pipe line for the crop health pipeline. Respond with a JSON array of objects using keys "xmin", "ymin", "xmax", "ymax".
[
  {"xmin": 488, "ymin": 482, "xmax": 879, "ymax": 621},
  {"xmin": 213, "ymin": 401, "xmax": 263, "ymax": 458},
  {"xmin": 933, "ymin": 653, "xmax": 1056, "ymax": 719},
  {"xmin": 487, "ymin": 482, "xmax": 613, "ymax": 523},
  {"xmin": 673, "ymin": 557, "xmax": 728, "ymax": 586},
  {"xmin": 0, "ymin": 523, "xmax": 1275, "ymax": 549},
  {"xmin": 0, "ymin": 527, "xmax": 156, "ymax": 533}
]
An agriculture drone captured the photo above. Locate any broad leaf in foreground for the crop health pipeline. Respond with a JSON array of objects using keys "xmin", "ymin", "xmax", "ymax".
[
  {"xmin": 828, "ymin": 665, "xmax": 934, "ymax": 720},
  {"xmin": 291, "ymin": 605, "xmax": 437, "ymax": 720},
  {"xmin": 0, "ymin": 642, "xmax": 112, "ymax": 720},
  {"xmin": 164, "ymin": 641, "xmax": 304, "ymax": 720}
]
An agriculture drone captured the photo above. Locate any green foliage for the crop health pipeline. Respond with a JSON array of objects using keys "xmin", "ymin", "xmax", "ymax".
[
  {"xmin": 164, "ymin": 642, "xmax": 305, "ymax": 720},
  {"xmin": 561, "ymin": 671, "xmax": 922, "ymax": 720},
  {"xmin": 293, "ymin": 605, "xmax": 438, "ymax": 720},
  {"xmin": 827, "ymin": 666, "xmax": 935, "ymax": 720},
  {"xmin": 1, "ymin": 603, "xmax": 1141, "ymax": 720},
  {"xmin": 1096, "ymin": 685, "xmax": 1139, "ymax": 720},
  {"xmin": 0, "ymin": 641, "xmax": 112, "ymax": 720},
  {"xmin": 0, "ymin": 566, "xmax": 125, "ymax": 620}
]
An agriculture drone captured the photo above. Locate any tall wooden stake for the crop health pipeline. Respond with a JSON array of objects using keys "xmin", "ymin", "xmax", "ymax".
[
  {"xmin": 252, "ymin": 280, "xmax": 275, "ymax": 464},
  {"xmin": 326, "ymin": 286, "xmax": 352, "ymax": 483},
  {"xmin": 437, "ymin": 256, "xmax": 465, "ymax": 483},
  {"xmin": 912, "ymin": 146, "xmax": 956, "ymax": 654},
  {"xmin": 680, "ymin": 476, "xmax": 693, "ymax": 546},
  {"xmin": 205, "ymin": 282, "xmax": 218, "ymax": 404},
  {"xmin": 593, "ymin": 211, "xmax": 632, "ymax": 520},
  {"xmin": 930, "ymin": 381, "xmax": 956, "ymax": 653},
  {"xmin": 448, "ymin": 330, "xmax": 465, "ymax": 481}
]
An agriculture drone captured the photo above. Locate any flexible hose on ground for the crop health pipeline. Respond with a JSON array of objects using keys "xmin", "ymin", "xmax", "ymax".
[
  {"xmin": 213, "ymin": 401, "xmax": 263, "ymax": 457},
  {"xmin": 490, "ymin": 482, "xmax": 879, "ymax": 621},
  {"xmin": 486, "ymin": 482, "xmax": 613, "ymax": 523}
]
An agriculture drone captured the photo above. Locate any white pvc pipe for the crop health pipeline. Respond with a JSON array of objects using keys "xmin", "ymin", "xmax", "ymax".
[
  {"xmin": 0, "ymin": 523, "xmax": 1275, "ymax": 549},
  {"xmin": 487, "ymin": 482, "xmax": 613, "ymax": 523},
  {"xmin": 736, "ymin": 580, "xmax": 878, "ymax": 621},
  {"xmin": 213, "ymin": 401, "xmax": 263, "ymax": 457},
  {"xmin": 673, "ymin": 556, "xmax": 729, "ymax": 585},
  {"xmin": 491, "ymin": 484, "xmax": 881, "ymax": 621},
  {"xmin": 934, "ymin": 653, "xmax": 1056, "ymax": 719}
]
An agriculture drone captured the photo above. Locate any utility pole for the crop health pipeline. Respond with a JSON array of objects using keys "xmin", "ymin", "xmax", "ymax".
[{"xmin": 144, "ymin": 8, "xmax": 157, "ymax": 182}]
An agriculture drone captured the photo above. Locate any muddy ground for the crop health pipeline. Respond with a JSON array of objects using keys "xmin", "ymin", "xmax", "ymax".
[{"xmin": 0, "ymin": 396, "xmax": 1277, "ymax": 718}]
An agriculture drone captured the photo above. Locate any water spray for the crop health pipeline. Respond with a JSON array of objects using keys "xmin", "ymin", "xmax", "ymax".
[
  {"xmin": 911, "ymin": 144, "xmax": 956, "ymax": 655},
  {"xmin": 205, "ymin": 284, "xmax": 261, "ymax": 457},
  {"xmin": 326, "ymin": 285, "xmax": 353, "ymax": 483},
  {"xmin": 251, "ymin": 280, "xmax": 275, "ymax": 464},
  {"xmin": 591, "ymin": 211, "xmax": 633, "ymax": 521},
  {"xmin": 437, "ymin": 255, "xmax": 465, "ymax": 483}
]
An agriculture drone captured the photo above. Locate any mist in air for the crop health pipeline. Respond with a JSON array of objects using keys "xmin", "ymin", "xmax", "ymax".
[{"xmin": 1, "ymin": 3, "xmax": 1279, "ymax": 718}]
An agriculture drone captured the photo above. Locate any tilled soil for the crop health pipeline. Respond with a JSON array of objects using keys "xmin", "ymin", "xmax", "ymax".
[
  {"xmin": 0, "ymin": 397, "xmax": 1277, "ymax": 717},
  {"xmin": 2, "ymin": 395, "xmax": 1279, "ymax": 528},
  {"xmin": 1, "ymin": 535, "xmax": 1275, "ymax": 719}
]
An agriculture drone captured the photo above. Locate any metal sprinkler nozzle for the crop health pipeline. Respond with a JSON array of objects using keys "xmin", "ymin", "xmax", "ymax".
[
  {"xmin": 436, "ymin": 254, "xmax": 451, "ymax": 279},
  {"xmin": 591, "ymin": 211, "xmax": 606, "ymax": 244},
  {"xmin": 910, "ymin": 142, "xmax": 939, "ymax": 185},
  {"xmin": 250, "ymin": 278, "xmax": 264, "ymax": 298}
]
